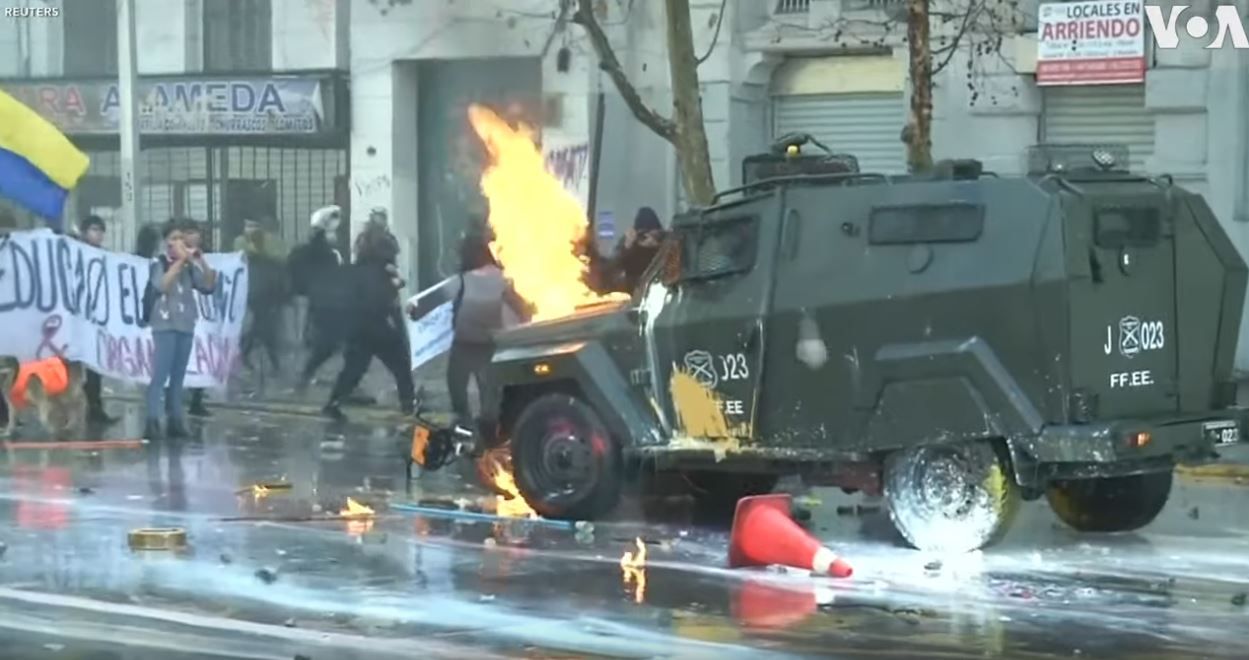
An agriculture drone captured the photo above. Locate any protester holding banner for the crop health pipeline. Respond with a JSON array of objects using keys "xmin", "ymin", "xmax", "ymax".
[
  {"xmin": 144, "ymin": 221, "xmax": 219, "ymax": 439},
  {"xmin": 73, "ymin": 214, "xmax": 118, "ymax": 426}
]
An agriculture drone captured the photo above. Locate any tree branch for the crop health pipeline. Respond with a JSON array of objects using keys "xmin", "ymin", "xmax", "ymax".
[{"xmin": 571, "ymin": 0, "xmax": 677, "ymax": 142}]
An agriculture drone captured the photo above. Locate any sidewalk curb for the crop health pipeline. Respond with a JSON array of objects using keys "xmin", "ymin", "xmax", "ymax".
[
  {"xmin": 1176, "ymin": 463, "xmax": 1249, "ymax": 481},
  {"xmin": 111, "ymin": 395, "xmax": 412, "ymax": 425}
]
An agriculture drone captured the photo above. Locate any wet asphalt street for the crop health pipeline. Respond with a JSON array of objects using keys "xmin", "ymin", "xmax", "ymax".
[{"xmin": 0, "ymin": 405, "xmax": 1246, "ymax": 659}]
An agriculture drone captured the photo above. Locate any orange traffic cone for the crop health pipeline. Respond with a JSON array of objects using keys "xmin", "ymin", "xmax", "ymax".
[{"xmin": 729, "ymin": 494, "xmax": 853, "ymax": 578}]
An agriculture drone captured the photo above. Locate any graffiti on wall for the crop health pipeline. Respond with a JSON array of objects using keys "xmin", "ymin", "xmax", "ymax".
[{"xmin": 543, "ymin": 141, "xmax": 590, "ymax": 205}]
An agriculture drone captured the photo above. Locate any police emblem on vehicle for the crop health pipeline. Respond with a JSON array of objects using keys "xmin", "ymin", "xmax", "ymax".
[
  {"xmin": 1104, "ymin": 315, "xmax": 1166, "ymax": 358},
  {"xmin": 683, "ymin": 350, "xmax": 718, "ymax": 388}
]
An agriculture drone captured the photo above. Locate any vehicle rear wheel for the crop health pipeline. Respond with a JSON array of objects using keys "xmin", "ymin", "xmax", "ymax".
[
  {"xmin": 1045, "ymin": 471, "xmax": 1173, "ymax": 533},
  {"xmin": 510, "ymin": 394, "xmax": 622, "ymax": 521},
  {"xmin": 884, "ymin": 441, "xmax": 1021, "ymax": 553}
]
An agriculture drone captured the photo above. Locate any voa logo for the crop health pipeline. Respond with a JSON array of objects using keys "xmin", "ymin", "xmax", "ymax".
[{"xmin": 1144, "ymin": 5, "xmax": 1249, "ymax": 49}]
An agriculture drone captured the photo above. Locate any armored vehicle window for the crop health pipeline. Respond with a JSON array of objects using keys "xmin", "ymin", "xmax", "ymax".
[
  {"xmin": 868, "ymin": 203, "xmax": 985, "ymax": 245},
  {"xmin": 1094, "ymin": 207, "xmax": 1160, "ymax": 248},
  {"xmin": 680, "ymin": 217, "xmax": 758, "ymax": 280}
]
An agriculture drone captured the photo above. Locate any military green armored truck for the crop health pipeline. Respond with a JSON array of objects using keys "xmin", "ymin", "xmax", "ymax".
[{"xmin": 478, "ymin": 139, "xmax": 1249, "ymax": 552}]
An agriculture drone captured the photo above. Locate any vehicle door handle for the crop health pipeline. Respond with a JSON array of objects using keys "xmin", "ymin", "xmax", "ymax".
[
  {"xmin": 783, "ymin": 208, "xmax": 801, "ymax": 259},
  {"xmin": 743, "ymin": 323, "xmax": 760, "ymax": 352}
]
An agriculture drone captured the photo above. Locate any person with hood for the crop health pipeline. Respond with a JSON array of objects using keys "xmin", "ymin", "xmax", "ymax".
[
  {"xmin": 75, "ymin": 215, "xmax": 118, "ymax": 425},
  {"xmin": 608, "ymin": 206, "xmax": 666, "ymax": 293},
  {"xmin": 321, "ymin": 208, "xmax": 415, "ymax": 421},
  {"xmin": 410, "ymin": 230, "xmax": 532, "ymax": 425}
]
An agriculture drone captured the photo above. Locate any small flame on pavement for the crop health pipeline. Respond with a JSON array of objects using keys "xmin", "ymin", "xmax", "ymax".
[
  {"xmin": 339, "ymin": 497, "xmax": 376, "ymax": 536},
  {"xmin": 620, "ymin": 537, "xmax": 647, "ymax": 604},
  {"xmin": 480, "ymin": 451, "xmax": 537, "ymax": 519},
  {"xmin": 251, "ymin": 484, "xmax": 270, "ymax": 499}
]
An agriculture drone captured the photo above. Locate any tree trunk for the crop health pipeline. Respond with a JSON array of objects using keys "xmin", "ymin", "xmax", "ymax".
[
  {"xmin": 664, "ymin": 0, "xmax": 717, "ymax": 205},
  {"xmin": 906, "ymin": 0, "xmax": 934, "ymax": 172}
]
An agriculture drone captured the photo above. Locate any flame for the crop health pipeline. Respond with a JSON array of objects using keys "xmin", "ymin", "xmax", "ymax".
[
  {"xmin": 620, "ymin": 537, "xmax": 647, "ymax": 604},
  {"xmin": 467, "ymin": 104, "xmax": 629, "ymax": 321},
  {"xmin": 339, "ymin": 497, "xmax": 376, "ymax": 536},
  {"xmin": 481, "ymin": 452, "xmax": 537, "ymax": 519},
  {"xmin": 251, "ymin": 484, "xmax": 270, "ymax": 500}
]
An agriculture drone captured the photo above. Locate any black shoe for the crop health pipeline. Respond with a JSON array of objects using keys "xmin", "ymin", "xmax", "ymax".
[
  {"xmin": 322, "ymin": 403, "xmax": 347, "ymax": 423},
  {"xmin": 87, "ymin": 408, "xmax": 117, "ymax": 425},
  {"xmin": 143, "ymin": 419, "xmax": 162, "ymax": 440},
  {"xmin": 167, "ymin": 420, "xmax": 189, "ymax": 439},
  {"xmin": 188, "ymin": 403, "xmax": 212, "ymax": 418}
]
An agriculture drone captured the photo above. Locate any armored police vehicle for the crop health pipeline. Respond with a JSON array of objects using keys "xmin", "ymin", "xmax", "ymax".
[{"xmin": 478, "ymin": 137, "xmax": 1248, "ymax": 552}]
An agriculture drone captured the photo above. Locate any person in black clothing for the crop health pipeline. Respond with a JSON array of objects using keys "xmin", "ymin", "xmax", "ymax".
[
  {"xmin": 608, "ymin": 207, "xmax": 666, "ymax": 293},
  {"xmin": 292, "ymin": 206, "xmax": 348, "ymax": 393},
  {"xmin": 322, "ymin": 218, "xmax": 415, "ymax": 422}
]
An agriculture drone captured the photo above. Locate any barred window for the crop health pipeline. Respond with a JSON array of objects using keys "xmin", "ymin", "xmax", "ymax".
[
  {"xmin": 63, "ymin": 0, "xmax": 118, "ymax": 76},
  {"xmin": 868, "ymin": 203, "xmax": 984, "ymax": 245},
  {"xmin": 681, "ymin": 217, "xmax": 759, "ymax": 280},
  {"xmin": 204, "ymin": 0, "xmax": 272, "ymax": 72}
]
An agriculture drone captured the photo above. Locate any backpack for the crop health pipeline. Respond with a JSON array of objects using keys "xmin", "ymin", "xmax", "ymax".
[{"xmin": 140, "ymin": 255, "xmax": 168, "ymax": 326}]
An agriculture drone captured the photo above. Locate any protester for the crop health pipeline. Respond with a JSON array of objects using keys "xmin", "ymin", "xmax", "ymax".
[
  {"xmin": 75, "ymin": 215, "xmax": 117, "ymax": 425},
  {"xmin": 238, "ymin": 227, "xmax": 292, "ymax": 375},
  {"xmin": 288, "ymin": 205, "xmax": 344, "ymax": 348},
  {"xmin": 414, "ymin": 231, "xmax": 531, "ymax": 425},
  {"xmin": 322, "ymin": 213, "xmax": 415, "ymax": 422},
  {"xmin": 233, "ymin": 217, "xmax": 288, "ymax": 260},
  {"xmin": 294, "ymin": 206, "xmax": 350, "ymax": 394},
  {"xmin": 134, "ymin": 222, "xmax": 162, "ymax": 259},
  {"xmin": 608, "ymin": 206, "xmax": 666, "ymax": 293},
  {"xmin": 178, "ymin": 223, "xmax": 213, "ymax": 418},
  {"xmin": 145, "ymin": 220, "xmax": 217, "ymax": 439}
]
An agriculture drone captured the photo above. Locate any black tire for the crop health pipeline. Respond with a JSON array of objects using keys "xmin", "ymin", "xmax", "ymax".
[
  {"xmin": 885, "ymin": 441, "xmax": 1021, "ymax": 553},
  {"xmin": 510, "ymin": 394, "xmax": 623, "ymax": 520},
  {"xmin": 1046, "ymin": 471, "xmax": 1173, "ymax": 533}
]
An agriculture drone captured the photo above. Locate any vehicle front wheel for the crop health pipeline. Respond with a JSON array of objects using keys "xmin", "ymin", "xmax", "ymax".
[
  {"xmin": 1045, "ymin": 471, "xmax": 1173, "ymax": 533},
  {"xmin": 884, "ymin": 441, "xmax": 1021, "ymax": 553},
  {"xmin": 510, "ymin": 394, "xmax": 623, "ymax": 521}
]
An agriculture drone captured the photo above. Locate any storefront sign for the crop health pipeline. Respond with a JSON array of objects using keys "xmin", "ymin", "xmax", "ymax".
[
  {"xmin": 0, "ymin": 229, "xmax": 248, "ymax": 389},
  {"xmin": 1037, "ymin": 1, "xmax": 1146, "ymax": 85},
  {"xmin": 0, "ymin": 76, "xmax": 325, "ymax": 135}
]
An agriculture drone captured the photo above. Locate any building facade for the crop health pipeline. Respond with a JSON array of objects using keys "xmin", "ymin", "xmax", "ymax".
[{"xmin": 0, "ymin": 0, "xmax": 351, "ymax": 254}]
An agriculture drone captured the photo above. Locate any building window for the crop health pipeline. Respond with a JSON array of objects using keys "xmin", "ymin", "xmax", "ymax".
[
  {"xmin": 203, "ymin": 0, "xmax": 272, "ymax": 72},
  {"xmin": 63, "ymin": 0, "xmax": 118, "ymax": 77}
]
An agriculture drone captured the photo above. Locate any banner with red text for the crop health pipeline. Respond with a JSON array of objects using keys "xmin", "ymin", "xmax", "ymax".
[
  {"xmin": 0, "ymin": 229, "xmax": 248, "ymax": 389},
  {"xmin": 1037, "ymin": 0, "xmax": 1146, "ymax": 85}
]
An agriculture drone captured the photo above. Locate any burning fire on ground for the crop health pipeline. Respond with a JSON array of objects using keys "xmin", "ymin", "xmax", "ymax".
[
  {"xmin": 339, "ymin": 497, "xmax": 375, "ymax": 536},
  {"xmin": 479, "ymin": 450, "xmax": 537, "ymax": 519},
  {"xmin": 620, "ymin": 537, "xmax": 647, "ymax": 604},
  {"xmin": 467, "ymin": 104, "xmax": 629, "ymax": 321}
]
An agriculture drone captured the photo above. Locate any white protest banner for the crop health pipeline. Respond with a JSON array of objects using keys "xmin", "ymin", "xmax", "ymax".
[
  {"xmin": 1037, "ymin": 1, "xmax": 1146, "ymax": 85},
  {"xmin": 405, "ymin": 276, "xmax": 455, "ymax": 371},
  {"xmin": 0, "ymin": 229, "xmax": 249, "ymax": 389}
]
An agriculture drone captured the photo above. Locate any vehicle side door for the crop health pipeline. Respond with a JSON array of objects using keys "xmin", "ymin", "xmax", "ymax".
[{"xmin": 641, "ymin": 197, "xmax": 783, "ymax": 442}]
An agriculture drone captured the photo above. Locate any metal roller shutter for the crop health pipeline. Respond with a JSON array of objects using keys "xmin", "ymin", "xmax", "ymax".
[
  {"xmin": 1041, "ymin": 85, "xmax": 1154, "ymax": 174},
  {"xmin": 773, "ymin": 92, "xmax": 907, "ymax": 175}
]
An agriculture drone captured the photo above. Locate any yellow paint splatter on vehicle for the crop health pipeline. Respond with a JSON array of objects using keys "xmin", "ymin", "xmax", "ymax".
[{"xmin": 669, "ymin": 369, "xmax": 751, "ymax": 441}]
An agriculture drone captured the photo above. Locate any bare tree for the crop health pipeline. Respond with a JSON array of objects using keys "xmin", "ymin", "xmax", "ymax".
[
  {"xmin": 570, "ymin": 0, "xmax": 717, "ymax": 205},
  {"xmin": 764, "ymin": 0, "xmax": 1024, "ymax": 171}
]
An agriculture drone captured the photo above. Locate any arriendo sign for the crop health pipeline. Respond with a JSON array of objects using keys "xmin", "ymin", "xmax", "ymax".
[{"xmin": 1037, "ymin": 1, "xmax": 1147, "ymax": 85}]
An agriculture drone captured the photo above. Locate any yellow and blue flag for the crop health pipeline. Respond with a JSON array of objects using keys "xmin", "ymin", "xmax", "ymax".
[{"xmin": 0, "ymin": 88, "xmax": 90, "ymax": 226}]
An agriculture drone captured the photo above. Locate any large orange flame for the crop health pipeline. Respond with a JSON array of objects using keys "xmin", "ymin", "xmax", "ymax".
[
  {"xmin": 480, "ymin": 450, "xmax": 537, "ymax": 519},
  {"xmin": 467, "ymin": 104, "xmax": 628, "ymax": 321}
]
